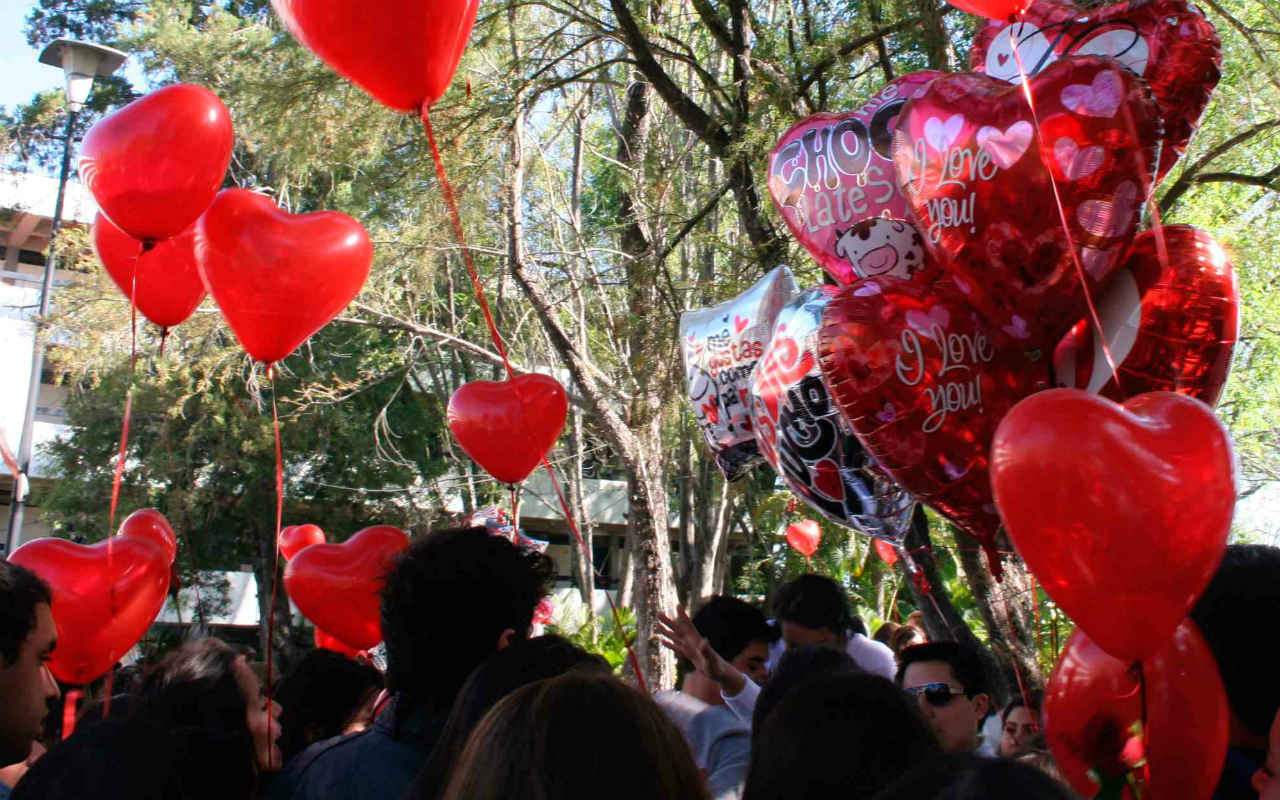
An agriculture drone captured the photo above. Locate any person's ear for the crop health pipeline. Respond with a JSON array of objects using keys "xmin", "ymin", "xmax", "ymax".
[
  {"xmin": 972, "ymin": 693, "xmax": 991, "ymax": 718},
  {"xmin": 496, "ymin": 628, "xmax": 517, "ymax": 651}
]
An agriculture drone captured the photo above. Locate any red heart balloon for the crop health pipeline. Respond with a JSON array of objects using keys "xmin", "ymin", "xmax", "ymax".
[
  {"xmin": 9, "ymin": 512, "xmax": 175, "ymax": 684},
  {"xmin": 992, "ymin": 389, "xmax": 1234, "ymax": 660},
  {"xmin": 93, "ymin": 212, "xmax": 206, "ymax": 330},
  {"xmin": 893, "ymin": 56, "xmax": 1162, "ymax": 349},
  {"xmin": 447, "ymin": 374, "xmax": 568, "ymax": 484},
  {"xmin": 767, "ymin": 72, "xmax": 943, "ymax": 285},
  {"xmin": 874, "ymin": 538, "xmax": 900, "ymax": 566},
  {"xmin": 284, "ymin": 525, "xmax": 410, "ymax": 651},
  {"xmin": 195, "ymin": 189, "xmax": 372, "ymax": 365},
  {"xmin": 1054, "ymin": 225, "xmax": 1238, "ymax": 407},
  {"xmin": 79, "ymin": 84, "xmax": 233, "ymax": 243},
  {"xmin": 271, "ymin": 0, "xmax": 479, "ymax": 113},
  {"xmin": 1046, "ymin": 619, "xmax": 1228, "ymax": 800},
  {"xmin": 118, "ymin": 508, "xmax": 178, "ymax": 563},
  {"xmin": 945, "ymin": 0, "xmax": 1031, "ymax": 22},
  {"xmin": 785, "ymin": 520, "xmax": 822, "ymax": 558},
  {"xmin": 314, "ymin": 627, "xmax": 364, "ymax": 659},
  {"xmin": 818, "ymin": 275, "xmax": 1049, "ymax": 571},
  {"xmin": 971, "ymin": 0, "xmax": 1221, "ymax": 182},
  {"xmin": 279, "ymin": 524, "xmax": 326, "ymax": 562}
]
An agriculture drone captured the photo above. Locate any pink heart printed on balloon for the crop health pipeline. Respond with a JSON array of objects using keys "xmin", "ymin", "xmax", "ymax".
[
  {"xmin": 971, "ymin": 0, "xmax": 1221, "ymax": 182},
  {"xmin": 766, "ymin": 71, "xmax": 944, "ymax": 285},
  {"xmin": 892, "ymin": 56, "xmax": 1162, "ymax": 350}
]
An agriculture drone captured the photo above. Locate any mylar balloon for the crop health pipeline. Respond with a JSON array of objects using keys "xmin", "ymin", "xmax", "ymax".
[
  {"xmin": 972, "ymin": 0, "xmax": 1221, "ymax": 182},
  {"xmin": 272, "ymin": 0, "xmax": 479, "ymax": 112},
  {"xmin": 447, "ymin": 373, "xmax": 568, "ymax": 484},
  {"xmin": 284, "ymin": 525, "xmax": 410, "ymax": 651},
  {"xmin": 1046, "ymin": 619, "xmax": 1228, "ymax": 800},
  {"xmin": 278, "ymin": 524, "xmax": 326, "ymax": 561},
  {"xmin": 818, "ymin": 274, "xmax": 1049, "ymax": 573},
  {"xmin": 893, "ymin": 56, "xmax": 1162, "ymax": 349},
  {"xmin": 93, "ymin": 213, "xmax": 205, "ymax": 330},
  {"xmin": 767, "ymin": 72, "xmax": 943, "ymax": 285},
  {"xmin": 681, "ymin": 266, "xmax": 799, "ymax": 480},
  {"xmin": 79, "ymin": 84, "xmax": 233, "ymax": 243},
  {"xmin": 195, "ymin": 189, "xmax": 373, "ymax": 365},
  {"xmin": 992, "ymin": 389, "xmax": 1234, "ymax": 661},
  {"xmin": 314, "ymin": 627, "xmax": 363, "ymax": 659},
  {"xmin": 751, "ymin": 287, "xmax": 915, "ymax": 541},
  {"xmin": 9, "ymin": 510, "xmax": 176, "ymax": 684},
  {"xmin": 1054, "ymin": 225, "xmax": 1238, "ymax": 407},
  {"xmin": 785, "ymin": 520, "xmax": 822, "ymax": 558}
]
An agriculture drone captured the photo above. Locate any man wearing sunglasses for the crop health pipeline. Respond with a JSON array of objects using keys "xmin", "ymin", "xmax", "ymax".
[{"xmin": 896, "ymin": 641, "xmax": 992, "ymax": 754}]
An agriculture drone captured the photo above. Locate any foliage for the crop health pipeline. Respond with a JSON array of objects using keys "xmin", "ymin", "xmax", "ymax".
[{"xmin": 548, "ymin": 601, "xmax": 637, "ymax": 673}]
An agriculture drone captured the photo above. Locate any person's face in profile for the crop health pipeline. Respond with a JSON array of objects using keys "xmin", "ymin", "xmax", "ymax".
[
  {"xmin": 0, "ymin": 602, "xmax": 59, "ymax": 766},
  {"xmin": 999, "ymin": 705, "xmax": 1041, "ymax": 757},
  {"xmin": 730, "ymin": 640, "xmax": 770, "ymax": 686},
  {"xmin": 232, "ymin": 657, "xmax": 282, "ymax": 772},
  {"xmin": 1253, "ymin": 710, "xmax": 1280, "ymax": 800},
  {"xmin": 902, "ymin": 660, "xmax": 989, "ymax": 754}
]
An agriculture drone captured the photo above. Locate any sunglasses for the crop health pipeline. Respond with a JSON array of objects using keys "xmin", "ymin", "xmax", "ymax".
[{"xmin": 903, "ymin": 682, "xmax": 970, "ymax": 708}]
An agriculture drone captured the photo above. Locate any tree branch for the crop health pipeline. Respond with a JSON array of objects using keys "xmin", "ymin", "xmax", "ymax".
[
  {"xmin": 657, "ymin": 178, "xmax": 734, "ymax": 263},
  {"xmin": 797, "ymin": 17, "xmax": 920, "ymax": 96},
  {"xmin": 1200, "ymin": 0, "xmax": 1280, "ymax": 92},
  {"xmin": 1159, "ymin": 119, "xmax": 1280, "ymax": 214},
  {"xmin": 690, "ymin": 0, "xmax": 735, "ymax": 55}
]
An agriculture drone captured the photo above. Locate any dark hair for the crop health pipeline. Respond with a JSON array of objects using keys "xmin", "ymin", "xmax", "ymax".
[
  {"xmin": 409, "ymin": 634, "xmax": 608, "ymax": 798},
  {"xmin": 772, "ymin": 574, "xmax": 858, "ymax": 636},
  {"xmin": 441, "ymin": 672, "xmax": 708, "ymax": 800},
  {"xmin": 873, "ymin": 621, "xmax": 900, "ymax": 646},
  {"xmin": 890, "ymin": 625, "xmax": 921, "ymax": 654},
  {"xmin": 1000, "ymin": 694, "xmax": 1042, "ymax": 724},
  {"xmin": 871, "ymin": 754, "xmax": 1077, "ymax": 800},
  {"xmin": 743, "ymin": 674, "xmax": 940, "ymax": 800},
  {"xmin": 136, "ymin": 638, "xmax": 255, "ymax": 768},
  {"xmin": 381, "ymin": 527, "xmax": 553, "ymax": 715},
  {"xmin": 752, "ymin": 644, "xmax": 860, "ymax": 746},
  {"xmin": 0, "ymin": 560, "xmax": 52, "ymax": 665},
  {"xmin": 1190, "ymin": 543, "xmax": 1280, "ymax": 737},
  {"xmin": 274, "ymin": 649, "xmax": 384, "ymax": 763},
  {"xmin": 895, "ymin": 641, "xmax": 990, "ymax": 697},
  {"xmin": 693, "ymin": 596, "xmax": 777, "ymax": 663},
  {"xmin": 11, "ymin": 716, "xmax": 254, "ymax": 800}
]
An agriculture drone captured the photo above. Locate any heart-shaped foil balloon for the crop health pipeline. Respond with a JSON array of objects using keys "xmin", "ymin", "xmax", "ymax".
[
  {"xmin": 971, "ymin": 0, "xmax": 1220, "ymax": 182},
  {"xmin": 892, "ymin": 56, "xmax": 1162, "ymax": 351}
]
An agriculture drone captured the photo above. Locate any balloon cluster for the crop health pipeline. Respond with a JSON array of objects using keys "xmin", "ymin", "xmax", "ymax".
[{"xmin": 684, "ymin": 0, "xmax": 1239, "ymax": 792}]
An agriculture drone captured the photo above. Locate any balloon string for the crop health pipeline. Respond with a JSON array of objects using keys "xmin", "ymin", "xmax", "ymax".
[
  {"xmin": 508, "ymin": 485, "xmax": 520, "ymax": 541},
  {"xmin": 61, "ymin": 690, "xmax": 82, "ymax": 740},
  {"xmin": 420, "ymin": 107, "xmax": 515, "ymax": 380},
  {"xmin": 995, "ymin": 580, "xmax": 1034, "ymax": 721},
  {"xmin": 129, "ymin": 264, "xmax": 138, "ymax": 374},
  {"xmin": 538, "ymin": 456, "xmax": 647, "ymax": 694},
  {"xmin": 0, "ymin": 425, "xmax": 19, "ymax": 479},
  {"xmin": 1007, "ymin": 27, "xmax": 1125, "ymax": 395},
  {"xmin": 266, "ymin": 363, "xmax": 283, "ymax": 771},
  {"xmin": 107, "ymin": 389, "xmax": 133, "ymax": 533},
  {"xmin": 158, "ymin": 328, "xmax": 169, "ymax": 359}
]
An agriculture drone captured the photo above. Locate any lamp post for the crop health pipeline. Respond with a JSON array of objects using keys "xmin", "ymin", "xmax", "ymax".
[{"xmin": 4, "ymin": 40, "xmax": 126, "ymax": 557}]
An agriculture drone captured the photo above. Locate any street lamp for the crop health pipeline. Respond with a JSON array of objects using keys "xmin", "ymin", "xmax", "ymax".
[{"xmin": 4, "ymin": 40, "xmax": 126, "ymax": 556}]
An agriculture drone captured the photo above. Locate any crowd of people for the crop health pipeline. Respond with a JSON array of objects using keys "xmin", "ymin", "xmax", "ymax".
[{"xmin": 3, "ymin": 528, "xmax": 1280, "ymax": 799}]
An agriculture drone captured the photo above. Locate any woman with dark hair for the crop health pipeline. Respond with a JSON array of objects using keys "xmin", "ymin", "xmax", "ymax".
[
  {"xmin": 440, "ymin": 672, "xmax": 708, "ymax": 800},
  {"xmin": 750, "ymin": 643, "xmax": 860, "ymax": 747},
  {"xmin": 997, "ymin": 696, "xmax": 1043, "ymax": 758},
  {"xmin": 274, "ymin": 650, "xmax": 383, "ymax": 765},
  {"xmin": 743, "ymin": 673, "xmax": 940, "ymax": 800},
  {"xmin": 408, "ymin": 634, "xmax": 607, "ymax": 799}
]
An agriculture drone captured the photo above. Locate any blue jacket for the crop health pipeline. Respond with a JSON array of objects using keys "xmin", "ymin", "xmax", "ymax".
[{"xmin": 270, "ymin": 694, "xmax": 444, "ymax": 800}]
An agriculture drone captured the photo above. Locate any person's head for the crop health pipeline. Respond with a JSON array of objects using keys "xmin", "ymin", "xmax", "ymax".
[
  {"xmin": 751, "ymin": 643, "xmax": 860, "ymax": 745},
  {"xmin": 1190, "ymin": 544, "xmax": 1280, "ymax": 747},
  {"xmin": 440, "ymin": 672, "xmax": 708, "ymax": 800},
  {"xmin": 744, "ymin": 673, "xmax": 940, "ymax": 800},
  {"xmin": 872, "ymin": 754, "xmax": 1077, "ymax": 800},
  {"xmin": 381, "ymin": 527, "xmax": 553, "ymax": 715},
  {"xmin": 998, "ymin": 696, "xmax": 1042, "ymax": 758},
  {"xmin": 411, "ymin": 634, "xmax": 608, "ymax": 797},
  {"xmin": 0, "ymin": 561, "xmax": 59, "ymax": 766},
  {"xmin": 890, "ymin": 624, "xmax": 922, "ymax": 654},
  {"xmin": 772, "ymin": 574, "xmax": 857, "ymax": 651},
  {"xmin": 907, "ymin": 610, "xmax": 929, "ymax": 640},
  {"xmin": 274, "ymin": 649, "xmax": 384, "ymax": 763},
  {"xmin": 138, "ymin": 637, "xmax": 281, "ymax": 773},
  {"xmin": 686, "ymin": 596, "xmax": 776, "ymax": 693},
  {"xmin": 873, "ymin": 621, "xmax": 900, "ymax": 647},
  {"xmin": 896, "ymin": 642, "xmax": 991, "ymax": 753}
]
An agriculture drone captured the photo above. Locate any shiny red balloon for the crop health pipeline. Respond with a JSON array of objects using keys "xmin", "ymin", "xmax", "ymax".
[
  {"xmin": 971, "ymin": 0, "xmax": 1221, "ymax": 182},
  {"xmin": 9, "ymin": 510, "xmax": 176, "ymax": 684},
  {"xmin": 818, "ymin": 275, "xmax": 1049, "ymax": 572},
  {"xmin": 1054, "ymin": 225, "xmax": 1238, "ymax": 407},
  {"xmin": 272, "ymin": 0, "xmax": 479, "ymax": 112},
  {"xmin": 195, "ymin": 189, "xmax": 372, "ymax": 365},
  {"xmin": 992, "ymin": 389, "xmax": 1234, "ymax": 661},
  {"xmin": 874, "ymin": 538, "xmax": 900, "ymax": 566},
  {"xmin": 893, "ymin": 56, "xmax": 1162, "ymax": 350},
  {"xmin": 785, "ymin": 520, "xmax": 822, "ymax": 558},
  {"xmin": 314, "ymin": 627, "xmax": 364, "ymax": 659},
  {"xmin": 93, "ymin": 213, "xmax": 205, "ymax": 330},
  {"xmin": 946, "ymin": 0, "xmax": 1031, "ymax": 21},
  {"xmin": 447, "ymin": 374, "xmax": 568, "ymax": 484},
  {"xmin": 79, "ymin": 84, "xmax": 233, "ymax": 243},
  {"xmin": 767, "ymin": 72, "xmax": 943, "ymax": 285},
  {"xmin": 1046, "ymin": 619, "xmax": 1228, "ymax": 800},
  {"xmin": 284, "ymin": 525, "xmax": 410, "ymax": 651},
  {"xmin": 278, "ymin": 524, "xmax": 326, "ymax": 562}
]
